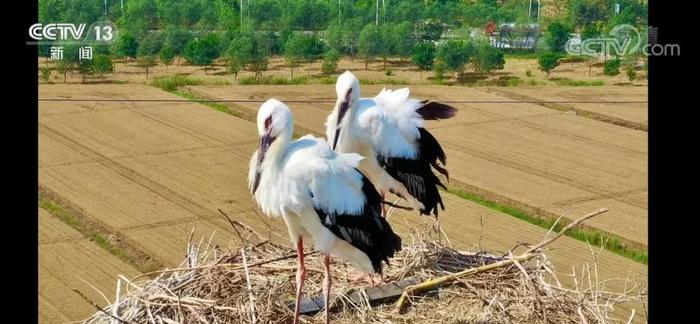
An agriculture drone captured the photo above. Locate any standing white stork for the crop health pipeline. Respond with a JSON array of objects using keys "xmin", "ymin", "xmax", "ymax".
[
  {"xmin": 326, "ymin": 71, "xmax": 457, "ymax": 218},
  {"xmin": 248, "ymin": 99, "xmax": 402, "ymax": 324}
]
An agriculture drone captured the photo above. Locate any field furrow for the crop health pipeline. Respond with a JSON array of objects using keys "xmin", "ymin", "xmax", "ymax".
[{"xmin": 39, "ymin": 207, "xmax": 140, "ymax": 323}]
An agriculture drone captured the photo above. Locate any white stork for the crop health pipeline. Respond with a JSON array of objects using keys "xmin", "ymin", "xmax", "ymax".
[
  {"xmin": 248, "ymin": 99, "xmax": 402, "ymax": 324},
  {"xmin": 326, "ymin": 71, "xmax": 457, "ymax": 218}
]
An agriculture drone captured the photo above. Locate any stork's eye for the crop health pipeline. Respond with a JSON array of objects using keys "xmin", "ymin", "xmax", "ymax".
[{"xmin": 264, "ymin": 116, "xmax": 272, "ymax": 130}]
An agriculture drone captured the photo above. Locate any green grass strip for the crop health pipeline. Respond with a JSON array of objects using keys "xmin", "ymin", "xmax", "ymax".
[
  {"xmin": 40, "ymin": 198, "xmax": 138, "ymax": 268},
  {"xmin": 448, "ymin": 188, "xmax": 647, "ymax": 264}
]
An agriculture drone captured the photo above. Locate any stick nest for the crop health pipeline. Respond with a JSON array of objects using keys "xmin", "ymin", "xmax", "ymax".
[{"xmin": 83, "ymin": 222, "xmax": 646, "ymax": 324}]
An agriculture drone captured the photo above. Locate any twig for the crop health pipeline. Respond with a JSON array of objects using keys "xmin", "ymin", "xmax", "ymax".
[
  {"xmin": 72, "ymin": 289, "xmax": 134, "ymax": 324},
  {"xmin": 625, "ymin": 309, "xmax": 636, "ymax": 324},
  {"xmin": 577, "ymin": 306, "xmax": 590, "ymax": 324},
  {"xmin": 218, "ymin": 208, "xmax": 245, "ymax": 245},
  {"xmin": 74, "ymin": 276, "xmax": 111, "ymax": 306},
  {"xmin": 525, "ymin": 208, "xmax": 608, "ymax": 254},
  {"xmin": 113, "ymin": 278, "xmax": 122, "ymax": 324},
  {"xmin": 187, "ymin": 226, "xmax": 197, "ymax": 267},
  {"xmin": 128, "ymin": 251, "xmax": 315, "ymax": 284},
  {"xmin": 241, "ymin": 248, "xmax": 257, "ymax": 324},
  {"xmin": 394, "ymin": 208, "xmax": 608, "ymax": 313}
]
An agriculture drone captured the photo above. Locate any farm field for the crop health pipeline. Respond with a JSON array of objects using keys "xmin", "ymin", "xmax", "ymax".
[
  {"xmin": 188, "ymin": 84, "xmax": 648, "ymax": 248},
  {"xmin": 39, "ymin": 207, "xmax": 140, "ymax": 323},
  {"xmin": 486, "ymin": 86, "xmax": 648, "ymax": 129},
  {"xmin": 39, "ymin": 84, "xmax": 647, "ymax": 322}
]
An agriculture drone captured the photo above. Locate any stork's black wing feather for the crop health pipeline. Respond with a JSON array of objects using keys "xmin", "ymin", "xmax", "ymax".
[
  {"xmin": 379, "ymin": 128, "xmax": 448, "ymax": 217},
  {"xmin": 417, "ymin": 101, "xmax": 458, "ymax": 121},
  {"xmin": 314, "ymin": 171, "xmax": 402, "ymax": 274}
]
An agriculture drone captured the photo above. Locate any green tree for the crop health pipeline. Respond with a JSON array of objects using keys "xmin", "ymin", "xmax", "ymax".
[
  {"xmin": 114, "ymin": 32, "xmax": 139, "ymax": 61},
  {"xmin": 247, "ymin": 0, "xmax": 283, "ymax": 30},
  {"xmin": 226, "ymin": 35, "xmax": 252, "ymax": 79},
  {"xmin": 160, "ymin": 46, "xmax": 176, "ymax": 70},
  {"xmin": 249, "ymin": 33, "xmax": 271, "ymax": 79},
  {"xmin": 569, "ymin": 0, "xmax": 607, "ymax": 28},
  {"xmin": 54, "ymin": 45, "xmax": 79, "ymax": 82},
  {"xmin": 538, "ymin": 52, "xmax": 561, "ymax": 78},
  {"xmin": 581, "ymin": 24, "xmax": 601, "ymax": 76},
  {"xmin": 164, "ymin": 27, "xmax": 193, "ymax": 66},
  {"xmin": 324, "ymin": 23, "xmax": 344, "ymax": 53},
  {"xmin": 123, "ymin": 0, "xmax": 159, "ymax": 38},
  {"xmin": 377, "ymin": 23, "xmax": 398, "ymax": 70},
  {"xmin": 343, "ymin": 18, "xmax": 364, "ymax": 61},
  {"xmin": 322, "ymin": 49, "xmax": 341, "ymax": 76},
  {"xmin": 56, "ymin": 60, "xmax": 72, "ymax": 83},
  {"xmin": 394, "ymin": 22, "xmax": 415, "ymax": 63},
  {"xmin": 625, "ymin": 65, "xmax": 636, "ymax": 81},
  {"xmin": 285, "ymin": 0, "xmax": 332, "ymax": 31},
  {"xmin": 603, "ymin": 58, "xmax": 620, "ymax": 76},
  {"xmin": 138, "ymin": 32, "xmax": 164, "ymax": 57},
  {"xmin": 284, "ymin": 34, "xmax": 306, "ymax": 79},
  {"xmin": 183, "ymin": 34, "xmax": 221, "ymax": 73},
  {"xmin": 358, "ymin": 25, "xmax": 380, "ymax": 69},
  {"xmin": 138, "ymin": 33, "xmax": 163, "ymax": 78},
  {"xmin": 433, "ymin": 60, "xmax": 447, "ymax": 81},
  {"xmin": 91, "ymin": 54, "xmax": 114, "ymax": 77},
  {"xmin": 435, "ymin": 40, "xmax": 473, "ymax": 78},
  {"xmin": 417, "ymin": 20, "xmax": 444, "ymax": 42},
  {"xmin": 40, "ymin": 66, "xmax": 51, "ymax": 82},
  {"xmin": 412, "ymin": 42, "xmax": 435, "ymax": 80},
  {"xmin": 284, "ymin": 34, "xmax": 325, "ymax": 78},
  {"xmin": 581, "ymin": 24, "xmax": 601, "ymax": 40},
  {"xmin": 77, "ymin": 59, "xmax": 93, "ymax": 83},
  {"xmin": 473, "ymin": 43, "xmax": 505, "ymax": 75},
  {"xmin": 606, "ymin": 7, "xmax": 638, "ymax": 32},
  {"xmin": 545, "ymin": 21, "xmax": 573, "ymax": 53},
  {"xmin": 138, "ymin": 55, "xmax": 157, "ymax": 79}
]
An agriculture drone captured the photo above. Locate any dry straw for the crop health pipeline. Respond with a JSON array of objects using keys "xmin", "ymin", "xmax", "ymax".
[{"xmin": 82, "ymin": 208, "xmax": 647, "ymax": 323}]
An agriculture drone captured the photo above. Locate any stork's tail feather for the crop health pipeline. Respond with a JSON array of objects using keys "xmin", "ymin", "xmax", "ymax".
[
  {"xmin": 378, "ymin": 127, "xmax": 450, "ymax": 217},
  {"xmin": 354, "ymin": 174, "xmax": 402, "ymax": 273},
  {"xmin": 418, "ymin": 128, "xmax": 448, "ymax": 167},
  {"xmin": 417, "ymin": 101, "xmax": 458, "ymax": 121},
  {"xmin": 379, "ymin": 157, "xmax": 445, "ymax": 217}
]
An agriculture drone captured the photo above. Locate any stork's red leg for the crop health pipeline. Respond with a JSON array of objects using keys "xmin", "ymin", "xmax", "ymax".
[
  {"xmin": 293, "ymin": 237, "xmax": 306, "ymax": 324},
  {"xmin": 323, "ymin": 254, "xmax": 331, "ymax": 324}
]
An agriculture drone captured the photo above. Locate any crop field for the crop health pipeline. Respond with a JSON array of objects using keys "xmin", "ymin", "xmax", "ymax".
[
  {"xmin": 486, "ymin": 86, "xmax": 648, "ymax": 130},
  {"xmin": 39, "ymin": 207, "xmax": 140, "ymax": 323},
  {"xmin": 188, "ymin": 84, "xmax": 648, "ymax": 249},
  {"xmin": 39, "ymin": 83, "xmax": 647, "ymax": 322}
]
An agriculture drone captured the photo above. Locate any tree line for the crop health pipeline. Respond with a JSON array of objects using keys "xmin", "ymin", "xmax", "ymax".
[{"xmin": 38, "ymin": 0, "xmax": 647, "ymax": 82}]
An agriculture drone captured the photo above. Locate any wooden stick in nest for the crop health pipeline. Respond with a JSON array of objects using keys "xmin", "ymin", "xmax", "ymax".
[
  {"xmin": 241, "ymin": 247, "xmax": 257, "ymax": 324},
  {"xmin": 395, "ymin": 208, "xmax": 609, "ymax": 313}
]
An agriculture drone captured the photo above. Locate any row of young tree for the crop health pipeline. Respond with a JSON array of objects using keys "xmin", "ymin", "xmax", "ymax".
[
  {"xmin": 40, "ymin": 0, "xmax": 532, "ymax": 39},
  {"xmin": 39, "ymin": 0, "xmax": 647, "ymax": 82}
]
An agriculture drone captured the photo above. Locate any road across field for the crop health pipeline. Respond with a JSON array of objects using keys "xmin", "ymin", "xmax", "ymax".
[
  {"xmin": 39, "ymin": 84, "xmax": 647, "ymax": 322},
  {"xmin": 187, "ymin": 84, "xmax": 648, "ymax": 248},
  {"xmin": 39, "ymin": 207, "xmax": 140, "ymax": 323}
]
